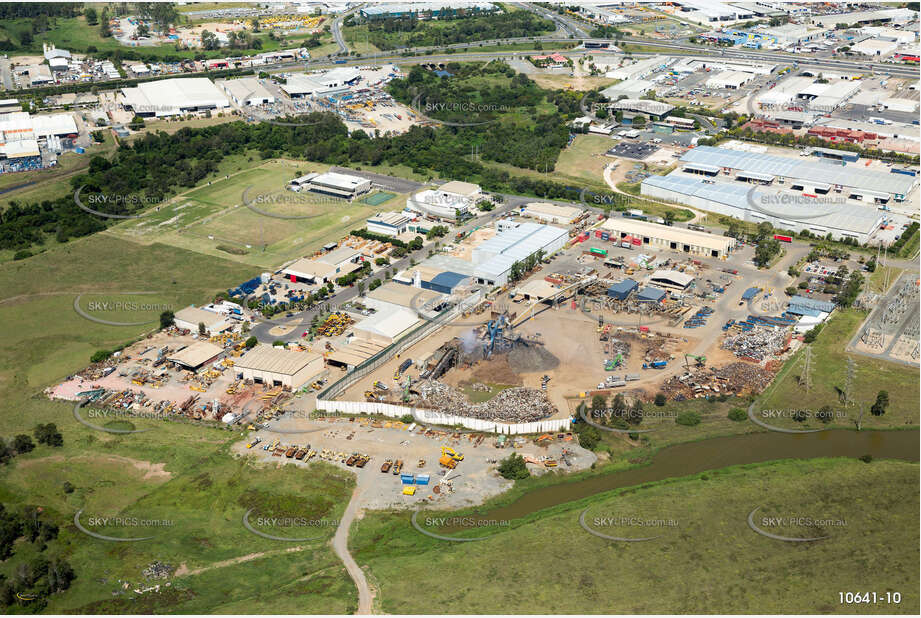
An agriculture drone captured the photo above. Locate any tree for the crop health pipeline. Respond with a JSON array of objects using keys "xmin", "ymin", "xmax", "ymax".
[
  {"xmin": 84, "ymin": 7, "xmax": 98, "ymax": 24},
  {"xmin": 675, "ymin": 412, "xmax": 701, "ymax": 426},
  {"xmin": 574, "ymin": 421, "xmax": 601, "ymax": 450},
  {"xmin": 610, "ymin": 393, "xmax": 627, "ymax": 419},
  {"xmin": 159, "ymin": 310, "xmax": 174, "ymax": 329},
  {"xmin": 816, "ymin": 405, "xmax": 834, "ymax": 424},
  {"xmin": 90, "ymin": 350, "xmax": 111, "ymax": 363},
  {"xmin": 631, "ymin": 114, "xmax": 646, "ymax": 128},
  {"xmin": 497, "ymin": 453, "xmax": 530, "ymax": 480},
  {"xmin": 33, "ymin": 424, "xmax": 63, "ymax": 447},
  {"xmin": 245, "ymin": 336, "xmax": 258, "ymax": 349},
  {"xmin": 865, "ymin": 257, "xmax": 876, "ymax": 273},
  {"xmin": 11, "ymin": 435, "xmax": 33, "ymax": 455},
  {"xmin": 728, "ymin": 408, "xmax": 746, "ymax": 421},
  {"xmin": 654, "ymin": 393, "xmax": 666, "ymax": 407},
  {"xmin": 802, "ymin": 323, "xmax": 823, "ymax": 343},
  {"xmin": 627, "ymin": 400, "xmax": 644, "ymax": 425},
  {"xmin": 664, "ymin": 211, "xmax": 675, "ymax": 225},
  {"xmin": 198, "ymin": 322, "xmax": 207, "ymax": 336},
  {"xmin": 870, "ymin": 390, "xmax": 889, "ymax": 416},
  {"xmin": 590, "ymin": 394, "xmax": 606, "ymax": 416}
]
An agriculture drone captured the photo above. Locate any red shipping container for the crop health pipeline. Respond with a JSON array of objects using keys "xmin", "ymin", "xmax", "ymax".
[
  {"xmin": 290, "ymin": 274, "xmax": 297, "ymax": 282},
  {"xmin": 631, "ymin": 237, "xmax": 641, "ymax": 245}
]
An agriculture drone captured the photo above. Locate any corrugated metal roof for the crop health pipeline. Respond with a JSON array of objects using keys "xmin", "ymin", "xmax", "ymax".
[
  {"xmin": 643, "ymin": 174, "xmax": 882, "ymax": 235},
  {"xmin": 236, "ymin": 345, "xmax": 322, "ymax": 376},
  {"xmin": 430, "ymin": 271, "xmax": 468, "ymax": 290},
  {"xmin": 609, "ymin": 279, "xmax": 639, "ymax": 294},
  {"xmin": 741, "ymin": 286, "xmax": 760, "ymax": 300},
  {"xmin": 789, "ymin": 295, "xmax": 836, "ymax": 313},
  {"xmin": 681, "ymin": 146, "xmax": 914, "ymax": 196},
  {"xmin": 787, "ymin": 303, "xmax": 823, "ymax": 318},
  {"xmin": 637, "ymin": 287, "xmax": 666, "ymax": 302}
]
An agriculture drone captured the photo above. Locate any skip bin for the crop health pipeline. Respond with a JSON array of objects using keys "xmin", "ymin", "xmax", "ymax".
[
  {"xmin": 415, "ymin": 474, "xmax": 430, "ymax": 485},
  {"xmin": 402, "ymin": 486, "xmax": 416, "ymax": 495},
  {"xmin": 400, "ymin": 473, "xmax": 415, "ymax": 484}
]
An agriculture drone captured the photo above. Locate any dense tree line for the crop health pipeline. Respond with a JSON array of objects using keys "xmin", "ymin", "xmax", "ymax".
[
  {"xmin": 351, "ymin": 10, "xmax": 554, "ymax": 50},
  {"xmin": 0, "ymin": 3, "xmax": 81, "ymax": 19}
]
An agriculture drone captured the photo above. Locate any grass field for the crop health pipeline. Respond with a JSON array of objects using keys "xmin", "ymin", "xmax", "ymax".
[
  {"xmin": 555, "ymin": 134, "xmax": 616, "ymax": 183},
  {"xmin": 867, "ymin": 265, "xmax": 904, "ymax": 294},
  {"xmin": 757, "ymin": 309, "xmax": 919, "ymax": 431},
  {"xmin": 106, "ymin": 158, "xmax": 395, "ymax": 268},
  {"xmin": 0, "ymin": 233, "xmax": 358, "ymax": 612},
  {"xmin": 351, "ymin": 457, "xmax": 919, "ymax": 614}
]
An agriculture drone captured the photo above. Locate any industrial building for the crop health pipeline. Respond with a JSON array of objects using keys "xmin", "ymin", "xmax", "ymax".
[
  {"xmin": 234, "ymin": 345, "xmax": 325, "ymax": 389},
  {"xmin": 173, "ymin": 306, "xmax": 230, "ymax": 334},
  {"xmin": 281, "ymin": 258, "xmax": 337, "ymax": 284},
  {"xmin": 166, "ymin": 341, "xmax": 223, "ymax": 370},
  {"xmin": 220, "ymin": 77, "xmax": 275, "ymax": 106},
  {"xmin": 642, "ymin": 173, "xmax": 883, "ymax": 244},
  {"xmin": 405, "ymin": 181, "xmax": 481, "ymax": 219},
  {"xmin": 288, "ymin": 171, "xmax": 371, "ymax": 199},
  {"xmin": 0, "ymin": 112, "xmax": 78, "ymax": 144},
  {"xmin": 280, "ymin": 68, "xmax": 361, "ymax": 98},
  {"xmin": 705, "ymin": 70, "xmax": 753, "ymax": 90},
  {"xmin": 600, "ymin": 79, "xmax": 655, "ymax": 100},
  {"xmin": 604, "ymin": 56, "xmax": 671, "ymax": 81},
  {"xmin": 599, "ymin": 216, "xmax": 736, "ymax": 259},
  {"xmin": 851, "ymin": 37, "xmax": 899, "ymax": 57},
  {"xmin": 609, "ymin": 98, "xmax": 675, "ymax": 120},
  {"xmin": 680, "ymin": 146, "xmax": 916, "ymax": 202},
  {"xmin": 352, "ymin": 306, "xmax": 421, "ymax": 346},
  {"xmin": 366, "ymin": 281, "xmax": 445, "ymax": 314},
  {"xmin": 366, "ymin": 211, "xmax": 410, "ymax": 237},
  {"xmin": 636, "ymin": 287, "xmax": 667, "ymax": 303},
  {"xmin": 120, "ymin": 77, "xmax": 230, "ymax": 117},
  {"xmin": 648, "ymin": 270, "xmax": 695, "ymax": 290},
  {"xmin": 810, "ymin": 7, "xmax": 914, "ymax": 28},
  {"xmin": 607, "ymin": 279, "xmax": 639, "ymax": 300},
  {"xmin": 471, "ymin": 222, "xmax": 569, "ymax": 286},
  {"xmin": 521, "ymin": 202, "xmax": 583, "ymax": 224}
]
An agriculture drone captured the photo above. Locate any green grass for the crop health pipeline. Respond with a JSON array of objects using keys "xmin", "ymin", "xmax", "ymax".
[
  {"xmin": 0, "ymin": 233, "xmax": 359, "ymax": 612},
  {"xmin": 351, "ymin": 457, "xmax": 919, "ymax": 613},
  {"xmin": 897, "ymin": 227, "xmax": 919, "ymax": 258},
  {"xmin": 867, "ymin": 265, "xmax": 904, "ymax": 294},
  {"xmin": 758, "ymin": 309, "xmax": 919, "ymax": 431}
]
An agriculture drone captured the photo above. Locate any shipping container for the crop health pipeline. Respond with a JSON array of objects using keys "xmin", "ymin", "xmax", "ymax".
[
  {"xmin": 589, "ymin": 248, "xmax": 608, "ymax": 256},
  {"xmin": 773, "ymin": 234, "xmax": 792, "ymax": 243}
]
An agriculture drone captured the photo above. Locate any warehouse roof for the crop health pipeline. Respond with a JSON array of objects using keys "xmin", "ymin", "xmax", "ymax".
[
  {"xmin": 610, "ymin": 98, "xmax": 675, "ymax": 116},
  {"xmin": 310, "ymin": 171, "xmax": 368, "ymax": 191},
  {"xmin": 175, "ymin": 306, "xmax": 227, "ymax": 327},
  {"xmin": 121, "ymin": 77, "xmax": 229, "ymax": 116},
  {"xmin": 283, "ymin": 258, "xmax": 336, "ymax": 279},
  {"xmin": 430, "ymin": 271, "xmax": 469, "ymax": 290},
  {"xmin": 608, "ymin": 279, "xmax": 639, "ymax": 295},
  {"xmin": 167, "ymin": 341, "xmax": 223, "ymax": 369},
  {"xmin": 439, "ymin": 180, "xmax": 480, "ymax": 197},
  {"xmin": 353, "ymin": 306, "xmax": 420, "ymax": 341},
  {"xmin": 516, "ymin": 279, "xmax": 559, "ymax": 301},
  {"xmin": 600, "ymin": 216, "xmax": 736, "ymax": 253},
  {"xmin": 523, "ymin": 202, "xmax": 582, "ymax": 220},
  {"xmin": 317, "ymin": 246, "xmax": 361, "ymax": 266},
  {"xmin": 789, "ymin": 295, "xmax": 836, "ymax": 313},
  {"xmin": 643, "ymin": 173, "xmax": 883, "ymax": 235},
  {"xmin": 681, "ymin": 146, "xmax": 915, "ymax": 197},
  {"xmin": 221, "ymin": 77, "xmax": 273, "ymax": 103},
  {"xmin": 236, "ymin": 345, "xmax": 322, "ymax": 376},
  {"xmin": 649, "ymin": 269, "xmax": 694, "ymax": 288},
  {"xmin": 637, "ymin": 287, "xmax": 667, "ymax": 302},
  {"xmin": 366, "ymin": 281, "xmax": 444, "ymax": 310}
]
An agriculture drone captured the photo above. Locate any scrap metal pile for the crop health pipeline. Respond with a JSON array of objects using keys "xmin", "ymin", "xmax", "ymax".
[
  {"xmin": 660, "ymin": 362, "xmax": 775, "ymax": 400},
  {"xmin": 721, "ymin": 324, "xmax": 789, "ymax": 361},
  {"xmin": 417, "ymin": 380, "xmax": 556, "ymax": 422}
]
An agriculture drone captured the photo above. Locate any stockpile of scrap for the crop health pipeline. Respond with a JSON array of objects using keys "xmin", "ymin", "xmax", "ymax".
[
  {"xmin": 721, "ymin": 325, "xmax": 788, "ymax": 360},
  {"xmin": 417, "ymin": 381, "xmax": 556, "ymax": 422},
  {"xmin": 660, "ymin": 362, "xmax": 775, "ymax": 399}
]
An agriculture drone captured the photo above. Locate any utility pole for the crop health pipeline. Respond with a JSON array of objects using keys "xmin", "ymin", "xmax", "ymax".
[
  {"xmin": 844, "ymin": 356, "xmax": 856, "ymax": 407},
  {"xmin": 800, "ymin": 344, "xmax": 812, "ymax": 392}
]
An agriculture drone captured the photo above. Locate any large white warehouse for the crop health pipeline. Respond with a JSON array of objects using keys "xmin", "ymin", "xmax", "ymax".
[
  {"xmin": 121, "ymin": 77, "xmax": 230, "ymax": 117},
  {"xmin": 472, "ymin": 222, "xmax": 568, "ymax": 286},
  {"xmin": 642, "ymin": 173, "xmax": 883, "ymax": 244}
]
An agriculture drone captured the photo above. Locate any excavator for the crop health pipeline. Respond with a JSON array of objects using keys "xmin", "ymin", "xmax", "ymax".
[
  {"xmin": 684, "ymin": 354, "xmax": 707, "ymax": 369},
  {"xmin": 441, "ymin": 446, "xmax": 464, "ymax": 461}
]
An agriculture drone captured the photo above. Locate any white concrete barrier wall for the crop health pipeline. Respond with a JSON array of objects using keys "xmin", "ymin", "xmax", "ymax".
[{"xmin": 315, "ymin": 398, "xmax": 571, "ymax": 435}]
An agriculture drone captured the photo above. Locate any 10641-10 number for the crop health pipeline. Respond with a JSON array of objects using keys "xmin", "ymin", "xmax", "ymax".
[{"xmin": 839, "ymin": 592, "xmax": 901, "ymax": 605}]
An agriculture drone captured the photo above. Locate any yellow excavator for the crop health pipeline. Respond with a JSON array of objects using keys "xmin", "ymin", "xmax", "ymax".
[{"xmin": 441, "ymin": 446, "xmax": 464, "ymax": 461}]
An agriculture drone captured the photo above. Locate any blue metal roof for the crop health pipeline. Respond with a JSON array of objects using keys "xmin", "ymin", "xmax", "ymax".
[
  {"xmin": 608, "ymin": 279, "xmax": 639, "ymax": 294},
  {"xmin": 741, "ymin": 287, "xmax": 760, "ymax": 300},
  {"xmin": 787, "ymin": 304, "xmax": 823, "ymax": 318},
  {"xmin": 789, "ymin": 295, "xmax": 836, "ymax": 313},
  {"xmin": 429, "ymin": 271, "xmax": 467, "ymax": 290},
  {"xmin": 637, "ymin": 287, "xmax": 667, "ymax": 302}
]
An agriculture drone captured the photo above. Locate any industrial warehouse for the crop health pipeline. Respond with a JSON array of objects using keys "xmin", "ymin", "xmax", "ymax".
[
  {"xmin": 120, "ymin": 77, "xmax": 231, "ymax": 117},
  {"xmin": 680, "ymin": 146, "xmax": 917, "ymax": 202},
  {"xmin": 287, "ymin": 171, "xmax": 372, "ymax": 199},
  {"xmin": 233, "ymin": 344, "xmax": 326, "ymax": 388},
  {"xmin": 598, "ymin": 217, "xmax": 737, "ymax": 258},
  {"xmin": 642, "ymin": 173, "xmax": 884, "ymax": 243}
]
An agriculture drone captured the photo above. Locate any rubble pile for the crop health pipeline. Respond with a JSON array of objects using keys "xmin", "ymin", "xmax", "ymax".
[
  {"xmin": 721, "ymin": 327, "xmax": 788, "ymax": 360},
  {"xmin": 418, "ymin": 381, "xmax": 556, "ymax": 422},
  {"xmin": 660, "ymin": 362, "xmax": 775, "ymax": 400},
  {"xmin": 142, "ymin": 562, "xmax": 172, "ymax": 580}
]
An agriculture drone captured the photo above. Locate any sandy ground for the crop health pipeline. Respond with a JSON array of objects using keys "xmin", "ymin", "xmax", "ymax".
[{"xmin": 232, "ymin": 414, "xmax": 595, "ymax": 511}]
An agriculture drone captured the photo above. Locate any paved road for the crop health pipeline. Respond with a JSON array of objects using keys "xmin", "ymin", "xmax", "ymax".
[{"xmin": 332, "ymin": 486, "xmax": 373, "ymax": 615}]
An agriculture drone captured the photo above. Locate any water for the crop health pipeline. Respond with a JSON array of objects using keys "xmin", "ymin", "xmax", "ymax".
[{"xmin": 466, "ymin": 429, "xmax": 918, "ymax": 523}]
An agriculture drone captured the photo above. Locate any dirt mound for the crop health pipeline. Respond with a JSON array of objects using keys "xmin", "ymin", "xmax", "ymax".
[{"xmin": 507, "ymin": 343, "xmax": 560, "ymax": 373}]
